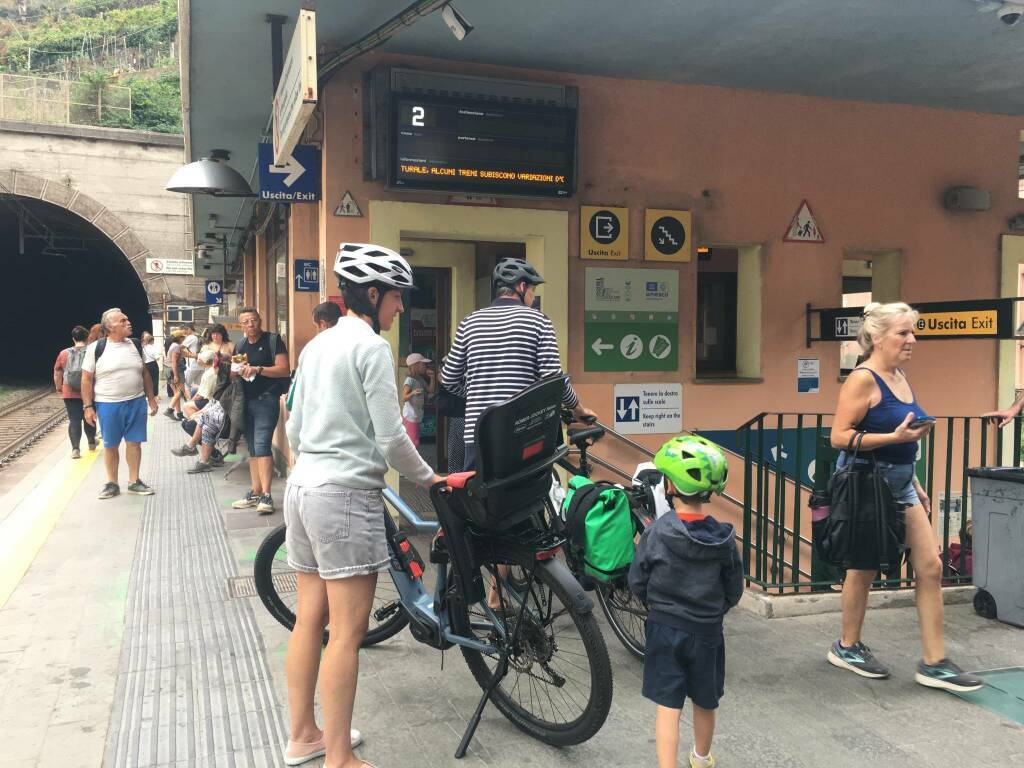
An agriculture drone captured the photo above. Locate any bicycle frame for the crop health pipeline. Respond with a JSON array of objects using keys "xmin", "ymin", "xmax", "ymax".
[
  {"xmin": 380, "ymin": 485, "xmax": 517, "ymax": 655},
  {"xmin": 380, "ymin": 483, "xmax": 559, "ymax": 758}
]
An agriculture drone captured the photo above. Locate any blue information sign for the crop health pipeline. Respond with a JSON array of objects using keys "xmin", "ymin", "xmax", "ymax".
[
  {"xmin": 204, "ymin": 279, "xmax": 224, "ymax": 305},
  {"xmin": 257, "ymin": 143, "xmax": 321, "ymax": 202},
  {"xmin": 294, "ymin": 259, "xmax": 320, "ymax": 292}
]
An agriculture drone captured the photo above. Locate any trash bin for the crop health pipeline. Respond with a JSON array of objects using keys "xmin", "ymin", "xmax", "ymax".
[{"xmin": 966, "ymin": 467, "xmax": 1024, "ymax": 628}]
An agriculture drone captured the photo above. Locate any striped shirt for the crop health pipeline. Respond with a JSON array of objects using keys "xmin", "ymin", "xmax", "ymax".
[{"xmin": 441, "ymin": 298, "xmax": 579, "ymax": 446}]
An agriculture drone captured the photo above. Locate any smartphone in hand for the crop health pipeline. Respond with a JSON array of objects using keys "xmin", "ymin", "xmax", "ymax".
[{"xmin": 908, "ymin": 417, "xmax": 935, "ymax": 429}]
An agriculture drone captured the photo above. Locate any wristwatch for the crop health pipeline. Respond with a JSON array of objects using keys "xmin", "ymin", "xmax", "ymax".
[
  {"xmin": 258, "ymin": 366, "xmax": 264, "ymax": 376},
  {"xmin": 84, "ymin": 404, "xmax": 95, "ymax": 410}
]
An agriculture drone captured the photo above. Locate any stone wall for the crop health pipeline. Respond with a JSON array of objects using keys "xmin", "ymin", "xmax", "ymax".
[{"xmin": 0, "ymin": 119, "xmax": 199, "ymax": 310}]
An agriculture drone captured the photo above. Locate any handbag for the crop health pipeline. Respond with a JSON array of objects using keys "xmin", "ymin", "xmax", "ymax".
[
  {"xmin": 814, "ymin": 432, "xmax": 905, "ymax": 574},
  {"xmin": 436, "ymin": 385, "xmax": 466, "ymax": 418}
]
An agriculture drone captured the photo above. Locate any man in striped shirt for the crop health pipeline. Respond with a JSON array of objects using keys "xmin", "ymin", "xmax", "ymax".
[{"xmin": 442, "ymin": 257, "xmax": 595, "ymax": 470}]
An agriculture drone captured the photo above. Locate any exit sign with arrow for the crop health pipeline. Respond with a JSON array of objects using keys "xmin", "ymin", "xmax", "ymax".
[{"xmin": 258, "ymin": 143, "xmax": 321, "ymax": 203}]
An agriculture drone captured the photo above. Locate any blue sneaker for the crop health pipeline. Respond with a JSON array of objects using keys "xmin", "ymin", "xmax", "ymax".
[
  {"xmin": 915, "ymin": 658, "xmax": 984, "ymax": 692},
  {"xmin": 827, "ymin": 639, "xmax": 891, "ymax": 679}
]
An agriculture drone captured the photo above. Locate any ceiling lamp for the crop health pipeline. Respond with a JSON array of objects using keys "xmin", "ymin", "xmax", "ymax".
[
  {"xmin": 441, "ymin": 3, "xmax": 473, "ymax": 40},
  {"xmin": 166, "ymin": 149, "xmax": 254, "ymax": 197}
]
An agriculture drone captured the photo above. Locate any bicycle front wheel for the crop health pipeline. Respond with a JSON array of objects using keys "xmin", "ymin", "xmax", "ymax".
[
  {"xmin": 253, "ymin": 523, "xmax": 409, "ymax": 647},
  {"xmin": 460, "ymin": 555, "xmax": 613, "ymax": 747},
  {"xmin": 595, "ymin": 580, "xmax": 647, "ymax": 659}
]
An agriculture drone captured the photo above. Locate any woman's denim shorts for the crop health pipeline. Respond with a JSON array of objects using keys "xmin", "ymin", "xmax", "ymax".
[{"xmin": 836, "ymin": 452, "xmax": 920, "ymax": 507}]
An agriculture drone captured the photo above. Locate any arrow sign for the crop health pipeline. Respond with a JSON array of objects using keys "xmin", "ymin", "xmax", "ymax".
[
  {"xmin": 591, "ymin": 338, "xmax": 613, "ymax": 356},
  {"xmin": 258, "ymin": 143, "xmax": 320, "ymax": 202},
  {"xmin": 614, "ymin": 395, "xmax": 641, "ymax": 423},
  {"xmin": 269, "ymin": 153, "xmax": 306, "ymax": 187},
  {"xmin": 294, "ymin": 259, "xmax": 319, "ymax": 292},
  {"xmin": 617, "ymin": 399, "xmax": 639, "ymax": 420}
]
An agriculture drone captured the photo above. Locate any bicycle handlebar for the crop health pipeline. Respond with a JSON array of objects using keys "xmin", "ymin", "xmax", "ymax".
[{"xmin": 561, "ymin": 408, "xmax": 597, "ymax": 426}]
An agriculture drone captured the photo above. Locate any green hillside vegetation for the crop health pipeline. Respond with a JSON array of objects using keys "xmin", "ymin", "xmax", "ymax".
[{"xmin": 0, "ymin": 0, "xmax": 181, "ymax": 133}]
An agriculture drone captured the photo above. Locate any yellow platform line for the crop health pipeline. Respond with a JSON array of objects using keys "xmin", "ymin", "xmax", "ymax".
[{"xmin": 0, "ymin": 449, "xmax": 99, "ymax": 608}]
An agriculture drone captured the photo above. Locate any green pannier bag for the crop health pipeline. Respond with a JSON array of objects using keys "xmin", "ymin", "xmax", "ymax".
[{"xmin": 562, "ymin": 475, "xmax": 636, "ymax": 581}]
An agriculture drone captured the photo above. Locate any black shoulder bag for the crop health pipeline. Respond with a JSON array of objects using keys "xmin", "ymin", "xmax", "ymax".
[{"xmin": 815, "ymin": 432, "xmax": 904, "ymax": 574}]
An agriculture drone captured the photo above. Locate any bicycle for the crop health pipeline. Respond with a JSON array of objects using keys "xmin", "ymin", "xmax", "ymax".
[
  {"xmin": 254, "ymin": 486, "xmax": 431, "ymax": 648},
  {"xmin": 254, "ymin": 377, "xmax": 613, "ymax": 757},
  {"xmin": 549, "ymin": 411, "xmax": 654, "ymax": 660}
]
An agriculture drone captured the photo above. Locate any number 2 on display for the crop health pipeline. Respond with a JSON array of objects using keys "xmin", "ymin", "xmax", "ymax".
[{"xmin": 411, "ymin": 106, "xmax": 425, "ymax": 127}]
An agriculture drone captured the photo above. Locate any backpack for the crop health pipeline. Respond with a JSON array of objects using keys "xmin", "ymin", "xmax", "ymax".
[
  {"xmin": 814, "ymin": 434, "xmax": 905, "ymax": 575},
  {"xmin": 237, "ymin": 332, "xmax": 292, "ymax": 396},
  {"xmin": 94, "ymin": 336, "xmax": 144, "ymax": 362},
  {"xmin": 562, "ymin": 475, "xmax": 637, "ymax": 582},
  {"xmin": 64, "ymin": 346, "xmax": 87, "ymax": 389}
]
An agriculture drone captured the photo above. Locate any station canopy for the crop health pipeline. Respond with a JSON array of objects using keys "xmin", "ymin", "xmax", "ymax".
[{"xmin": 184, "ymin": 0, "xmax": 1024, "ymax": 263}]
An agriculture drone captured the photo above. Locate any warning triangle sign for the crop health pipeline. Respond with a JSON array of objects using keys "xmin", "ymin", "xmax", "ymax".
[
  {"xmin": 783, "ymin": 199, "xmax": 824, "ymax": 243},
  {"xmin": 333, "ymin": 191, "xmax": 362, "ymax": 217}
]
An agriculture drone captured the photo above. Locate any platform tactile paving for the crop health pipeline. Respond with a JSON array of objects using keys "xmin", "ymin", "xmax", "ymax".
[{"xmin": 104, "ymin": 420, "xmax": 288, "ymax": 767}]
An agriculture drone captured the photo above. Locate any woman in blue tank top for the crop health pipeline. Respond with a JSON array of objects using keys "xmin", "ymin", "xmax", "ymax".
[{"xmin": 827, "ymin": 302, "xmax": 982, "ymax": 693}]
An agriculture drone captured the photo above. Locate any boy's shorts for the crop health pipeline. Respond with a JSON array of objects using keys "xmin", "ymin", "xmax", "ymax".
[{"xmin": 642, "ymin": 619, "xmax": 725, "ymax": 710}]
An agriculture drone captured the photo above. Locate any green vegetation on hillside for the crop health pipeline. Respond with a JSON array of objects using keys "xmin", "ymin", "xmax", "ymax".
[{"xmin": 0, "ymin": 0, "xmax": 181, "ymax": 133}]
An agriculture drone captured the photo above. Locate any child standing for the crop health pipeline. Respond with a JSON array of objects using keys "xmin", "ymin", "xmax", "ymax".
[
  {"xmin": 401, "ymin": 352, "xmax": 434, "ymax": 447},
  {"xmin": 629, "ymin": 435, "xmax": 744, "ymax": 768}
]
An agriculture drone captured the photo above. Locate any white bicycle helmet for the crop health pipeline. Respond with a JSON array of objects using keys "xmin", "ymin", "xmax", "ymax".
[{"xmin": 334, "ymin": 243, "xmax": 414, "ymax": 290}]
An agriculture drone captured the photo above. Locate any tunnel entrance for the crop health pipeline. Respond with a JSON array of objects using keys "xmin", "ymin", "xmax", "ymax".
[{"xmin": 0, "ymin": 194, "xmax": 150, "ymax": 384}]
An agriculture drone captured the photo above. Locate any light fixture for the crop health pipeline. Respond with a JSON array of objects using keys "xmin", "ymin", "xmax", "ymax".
[
  {"xmin": 166, "ymin": 149, "xmax": 255, "ymax": 197},
  {"xmin": 441, "ymin": 3, "xmax": 473, "ymax": 40}
]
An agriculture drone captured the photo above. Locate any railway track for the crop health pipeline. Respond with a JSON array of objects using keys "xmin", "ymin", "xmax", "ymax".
[{"xmin": 0, "ymin": 387, "xmax": 67, "ymax": 466}]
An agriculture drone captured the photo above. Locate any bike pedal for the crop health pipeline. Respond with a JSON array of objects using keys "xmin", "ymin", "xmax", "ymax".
[{"xmin": 373, "ymin": 601, "xmax": 400, "ymax": 622}]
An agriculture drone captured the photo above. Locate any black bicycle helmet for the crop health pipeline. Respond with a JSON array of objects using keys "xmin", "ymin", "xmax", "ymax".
[{"xmin": 493, "ymin": 258, "xmax": 545, "ymax": 289}]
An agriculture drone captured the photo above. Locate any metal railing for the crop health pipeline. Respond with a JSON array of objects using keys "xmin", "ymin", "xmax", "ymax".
[
  {"xmin": 0, "ymin": 73, "xmax": 131, "ymax": 128},
  {"xmin": 737, "ymin": 412, "xmax": 1021, "ymax": 594},
  {"xmin": 582, "ymin": 419, "xmax": 807, "ymax": 579}
]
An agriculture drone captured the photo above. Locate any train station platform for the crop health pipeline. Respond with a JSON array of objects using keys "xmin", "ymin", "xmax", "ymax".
[{"xmin": 0, "ymin": 414, "xmax": 1022, "ymax": 768}]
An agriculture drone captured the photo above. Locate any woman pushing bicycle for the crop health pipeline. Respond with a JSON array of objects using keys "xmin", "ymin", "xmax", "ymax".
[
  {"xmin": 827, "ymin": 301, "xmax": 981, "ymax": 692},
  {"xmin": 283, "ymin": 243, "xmax": 443, "ymax": 768}
]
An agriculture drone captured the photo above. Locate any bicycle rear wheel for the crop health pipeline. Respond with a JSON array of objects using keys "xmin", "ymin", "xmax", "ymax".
[
  {"xmin": 459, "ymin": 554, "xmax": 613, "ymax": 747},
  {"xmin": 253, "ymin": 523, "xmax": 409, "ymax": 647},
  {"xmin": 595, "ymin": 580, "xmax": 647, "ymax": 659}
]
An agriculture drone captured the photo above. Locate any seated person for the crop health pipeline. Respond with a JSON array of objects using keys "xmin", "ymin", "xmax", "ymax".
[
  {"xmin": 170, "ymin": 391, "xmax": 226, "ymax": 473},
  {"xmin": 183, "ymin": 349, "xmax": 219, "ymax": 418}
]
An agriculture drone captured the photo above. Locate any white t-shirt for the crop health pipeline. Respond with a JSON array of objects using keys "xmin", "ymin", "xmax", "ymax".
[
  {"xmin": 142, "ymin": 342, "xmax": 160, "ymax": 364},
  {"xmin": 196, "ymin": 366, "xmax": 219, "ymax": 401},
  {"xmin": 182, "ymin": 334, "xmax": 200, "ymax": 370},
  {"xmin": 82, "ymin": 339, "xmax": 145, "ymax": 403}
]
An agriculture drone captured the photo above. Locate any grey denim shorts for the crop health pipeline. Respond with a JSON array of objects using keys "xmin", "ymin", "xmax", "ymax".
[{"xmin": 284, "ymin": 482, "xmax": 390, "ymax": 579}]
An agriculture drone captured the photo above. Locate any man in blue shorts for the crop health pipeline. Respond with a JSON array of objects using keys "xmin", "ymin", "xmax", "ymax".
[{"xmin": 82, "ymin": 307, "xmax": 158, "ymax": 499}]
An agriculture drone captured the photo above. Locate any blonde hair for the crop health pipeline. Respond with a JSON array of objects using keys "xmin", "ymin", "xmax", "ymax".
[{"xmin": 857, "ymin": 301, "xmax": 919, "ymax": 355}]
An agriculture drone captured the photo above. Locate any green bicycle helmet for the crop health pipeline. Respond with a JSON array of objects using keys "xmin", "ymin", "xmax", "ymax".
[{"xmin": 654, "ymin": 435, "xmax": 729, "ymax": 499}]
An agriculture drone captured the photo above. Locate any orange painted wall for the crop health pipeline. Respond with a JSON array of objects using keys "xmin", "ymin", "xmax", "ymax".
[
  {"xmin": 287, "ymin": 202, "xmax": 320, "ymax": 366},
  {"xmin": 313, "ymin": 51, "xmax": 1022, "ymax": 447}
]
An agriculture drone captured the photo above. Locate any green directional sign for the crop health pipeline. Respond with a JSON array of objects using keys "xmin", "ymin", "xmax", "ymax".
[{"xmin": 584, "ymin": 267, "xmax": 679, "ymax": 372}]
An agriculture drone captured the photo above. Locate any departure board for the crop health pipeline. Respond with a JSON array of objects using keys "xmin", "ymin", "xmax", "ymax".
[{"xmin": 388, "ymin": 96, "xmax": 577, "ymax": 197}]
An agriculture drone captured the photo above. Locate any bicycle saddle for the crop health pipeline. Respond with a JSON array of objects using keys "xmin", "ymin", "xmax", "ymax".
[{"xmin": 567, "ymin": 425, "xmax": 605, "ymax": 446}]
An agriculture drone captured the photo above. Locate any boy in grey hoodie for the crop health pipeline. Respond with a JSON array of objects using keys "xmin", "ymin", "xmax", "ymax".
[{"xmin": 629, "ymin": 435, "xmax": 744, "ymax": 768}]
